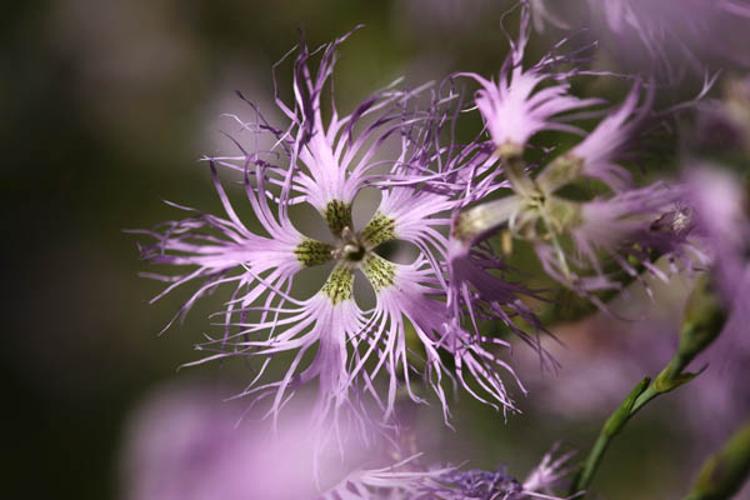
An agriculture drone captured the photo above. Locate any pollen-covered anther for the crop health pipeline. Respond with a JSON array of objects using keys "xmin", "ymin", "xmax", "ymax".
[
  {"xmin": 325, "ymin": 199, "xmax": 354, "ymax": 238},
  {"xmin": 362, "ymin": 254, "xmax": 396, "ymax": 292},
  {"xmin": 294, "ymin": 239, "xmax": 334, "ymax": 267},
  {"xmin": 360, "ymin": 212, "xmax": 396, "ymax": 248},
  {"xmin": 321, "ymin": 265, "xmax": 355, "ymax": 304}
]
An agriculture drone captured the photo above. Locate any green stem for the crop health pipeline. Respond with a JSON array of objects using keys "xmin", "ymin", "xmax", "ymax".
[
  {"xmin": 684, "ymin": 421, "xmax": 750, "ymax": 500},
  {"xmin": 571, "ymin": 377, "xmax": 651, "ymax": 492},
  {"xmin": 569, "ymin": 277, "xmax": 727, "ymax": 497},
  {"xmin": 496, "ymin": 142, "xmax": 537, "ymax": 197},
  {"xmin": 568, "ymin": 355, "xmax": 692, "ymax": 497}
]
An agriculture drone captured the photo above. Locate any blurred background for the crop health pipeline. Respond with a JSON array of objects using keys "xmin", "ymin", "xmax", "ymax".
[{"xmin": 3, "ymin": 1, "xmax": 747, "ymax": 498}]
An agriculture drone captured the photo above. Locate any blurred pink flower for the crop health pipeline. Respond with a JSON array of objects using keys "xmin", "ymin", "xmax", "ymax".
[
  {"xmin": 121, "ymin": 381, "xmax": 574, "ymax": 499},
  {"xmin": 531, "ymin": 0, "xmax": 750, "ymax": 80},
  {"xmin": 120, "ymin": 382, "xmax": 406, "ymax": 500}
]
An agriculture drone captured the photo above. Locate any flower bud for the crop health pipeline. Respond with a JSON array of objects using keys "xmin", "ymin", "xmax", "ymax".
[{"xmin": 678, "ymin": 276, "xmax": 728, "ymax": 363}]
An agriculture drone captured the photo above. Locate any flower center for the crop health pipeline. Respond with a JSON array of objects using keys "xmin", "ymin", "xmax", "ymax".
[
  {"xmin": 293, "ymin": 200, "xmax": 400, "ymax": 303},
  {"xmin": 337, "ymin": 226, "xmax": 367, "ymax": 263}
]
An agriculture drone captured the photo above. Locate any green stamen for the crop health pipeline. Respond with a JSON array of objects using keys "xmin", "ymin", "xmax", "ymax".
[
  {"xmin": 324, "ymin": 200, "xmax": 353, "ymax": 237},
  {"xmin": 294, "ymin": 239, "xmax": 334, "ymax": 267},
  {"xmin": 360, "ymin": 212, "xmax": 396, "ymax": 248},
  {"xmin": 321, "ymin": 265, "xmax": 354, "ymax": 304},
  {"xmin": 362, "ymin": 254, "xmax": 396, "ymax": 292}
]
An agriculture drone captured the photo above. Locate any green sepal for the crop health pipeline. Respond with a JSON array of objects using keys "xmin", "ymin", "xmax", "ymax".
[
  {"xmin": 603, "ymin": 377, "xmax": 650, "ymax": 437},
  {"xmin": 652, "ymin": 369, "xmax": 700, "ymax": 394}
]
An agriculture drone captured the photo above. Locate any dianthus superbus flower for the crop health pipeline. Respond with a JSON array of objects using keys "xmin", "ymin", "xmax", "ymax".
[
  {"xmin": 457, "ymin": 6, "xmax": 601, "ymax": 158},
  {"xmin": 451, "ymin": 21, "xmax": 685, "ymax": 299},
  {"xmin": 535, "ymin": 83, "xmax": 652, "ymax": 193},
  {"xmin": 135, "ymin": 30, "xmax": 530, "ymax": 436},
  {"xmin": 400, "ymin": 446, "xmax": 573, "ymax": 500}
]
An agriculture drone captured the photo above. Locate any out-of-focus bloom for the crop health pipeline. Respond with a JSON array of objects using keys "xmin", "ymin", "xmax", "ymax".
[
  {"xmin": 121, "ymin": 382, "xmax": 332, "ymax": 500},
  {"xmin": 595, "ymin": 0, "xmax": 750, "ymax": 71},
  {"xmin": 412, "ymin": 446, "xmax": 574, "ymax": 499},
  {"xmin": 320, "ymin": 459, "xmax": 450, "ymax": 500},
  {"xmin": 135, "ymin": 30, "xmax": 531, "ymax": 436},
  {"xmin": 123, "ymin": 382, "xmax": 573, "ymax": 500},
  {"xmin": 533, "ymin": 0, "xmax": 750, "ymax": 80},
  {"xmin": 693, "ymin": 75, "xmax": 750, "ymax": 155},
  {"xmin": 549, "ymin": 183, "xmax": 689, "ymax": 289},
  {"xmin": 121, "ymin": 382, "xmax": 420, "ymax": 500},
  {"xmin": 447, "ymin": 4, "xmax": 690, "ymax": 301},
  {"xmin": 686, "ymin": 166, "xmax": 750, "ymax": 300},
  {"xmin": 683, "ymin": 167, "xmax": 750, "ymax": 416}
]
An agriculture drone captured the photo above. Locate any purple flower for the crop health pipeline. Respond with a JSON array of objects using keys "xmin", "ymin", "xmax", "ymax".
[
  {"xmin": 324, "ymin": 445, "xmax": 575, "ymax": 499},
  {"xmin": 443, "ymin": 5, "xmax": 689, "ymax": 300},
  {"xmin": 123, "ymin": 382, "xmax": 574, "ymax": 500},
  {"xmin": 120, "ymin": 382, "xmax": 412, "ymax": 500},
  {"xmin": 529, "ymin": 1, "xmax": 750, "ymax": 80},
  {"xmin": 453, "ymin": 176, "xmax": 686, "ymax": 298},
  {"xmin": 457, "ymin": 6, "xmax": 601, "ymax": 155},
  {"xmin": 136, "ymin": 30, "xmax": 529, "ymax": 434},
  {"xmin": 414, "ymin": 446, "xmax": 574, "ymax": 499},
  {"xmin": 450, "ymin": 36, "xmax": 684, "ymax": 298},
  {"xmin": 445, "ymin": 235, "xmax": 553, "ymax": 377},
  {"xmin": 320, "ymin": 457, "xmax": 452, "ymax": 499},
  {"xmin": 686, "ymin": 165, "xmax": 750, "ymax": 300},
  {"xmin": 564, "ymin": 183, "xmax": 688, "ymax": 281},
  {"xmin": 429, "ymin": 467, "xmax": 525, "ymax": 499},
  {"xmin": 590, "ymin": 0, "xmax": 750, "ymax": 79},
  {"xmin": 683, "ymin": 166, "xmax": 750, "ymax": 399},
  {"xmin": 536, "ymin": 83, "xmax": 653, "ymax": 193}
]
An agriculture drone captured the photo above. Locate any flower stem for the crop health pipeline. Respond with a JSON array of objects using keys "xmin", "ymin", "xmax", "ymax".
[
  {"xmin": 684, "ymin": 420, "xmax": 750, "ymax": 500},
  {"xmin": 569, "ymin": 276, "xmax": 727, "ymax": 497},
  {"xmin": 570, "ymin": 377, "xmax": 651, "ymax": 494}
]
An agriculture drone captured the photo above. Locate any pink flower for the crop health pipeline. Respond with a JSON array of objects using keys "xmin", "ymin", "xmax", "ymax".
[
  {"xmin": 134, "ymin": 30, "xmax": 529, "ymax": 435},
  {"xmin": 538, "ymin": 83, "xmax": 653, "ymax": 193},
  {"xmin": 121, "ymin": 382, "xmax": 428, "ymax": 500},
  {"xmin": 458, "ymin": 7, "xmax": 601, "ymax": 152},
  {"xmin": 590, "ymin": 0, "xmax": 750, "ymax": 79}
]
